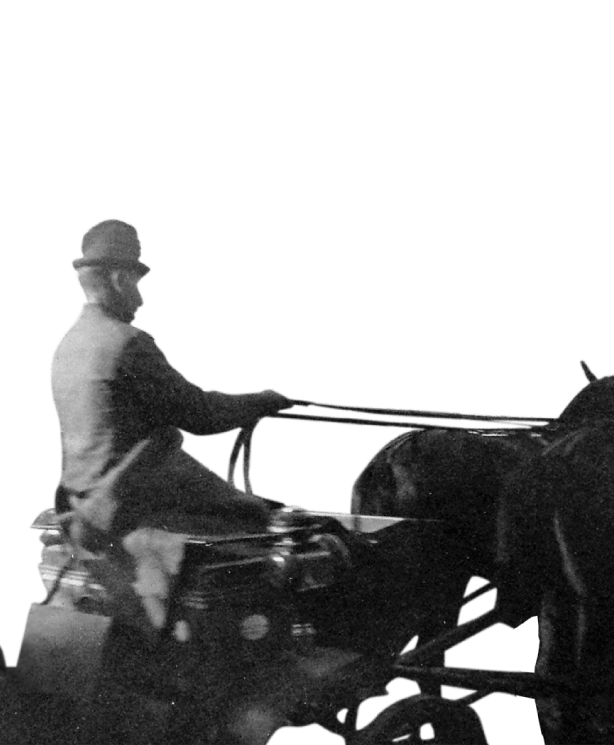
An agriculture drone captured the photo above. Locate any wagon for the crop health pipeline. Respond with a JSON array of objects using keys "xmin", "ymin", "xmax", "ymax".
[{"xmin": 4, "ymin": 400, "xmax": 584, "ymax": 745}]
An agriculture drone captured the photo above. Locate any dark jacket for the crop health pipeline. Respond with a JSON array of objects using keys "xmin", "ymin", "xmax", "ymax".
[{"xmin": 52, "ymin": 303, "xmax": 283, "ymax": 534}]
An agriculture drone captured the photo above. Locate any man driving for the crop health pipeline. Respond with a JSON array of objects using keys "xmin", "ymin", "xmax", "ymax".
[{"xmin": 52, "ymin": 219, "xmax": 293, "ymax": 548}]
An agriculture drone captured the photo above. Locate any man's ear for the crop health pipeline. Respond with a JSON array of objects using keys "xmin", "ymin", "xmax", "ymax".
[{"xmin": 110, "ymin": 270, "xmax": 128, "ymax": 293}]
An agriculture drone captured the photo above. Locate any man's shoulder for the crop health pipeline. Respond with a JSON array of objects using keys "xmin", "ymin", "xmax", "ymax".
[
  {"xmin": 54, "ymin": 306, "xmax": 154, "ymax": 364},
  {"xmin": 132, "ymin": 324, "xmax": 159, "ymax": 346},
  {"xmin": 121, "ymin": 325, "xmax": 166, "ymax": 367}
]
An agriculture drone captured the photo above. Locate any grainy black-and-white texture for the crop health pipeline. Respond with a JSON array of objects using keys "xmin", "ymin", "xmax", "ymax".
[
  {"xmin": 354, "ymin": 376, "xmax": 614, "ymax": 743},
  {"xmin": 501, "ymin": 423, "xmax": 614, "ymax": 744}
]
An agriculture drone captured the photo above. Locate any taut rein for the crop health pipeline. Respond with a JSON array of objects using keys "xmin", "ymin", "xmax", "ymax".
[{"xmin": 226, "ymin": 398, "xmax": 556, "ymax": 492}]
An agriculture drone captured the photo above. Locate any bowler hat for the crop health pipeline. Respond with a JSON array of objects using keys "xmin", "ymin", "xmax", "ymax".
[{"xmin": 73, "ymin": 220, "xmax": 150, "ymax": 276}]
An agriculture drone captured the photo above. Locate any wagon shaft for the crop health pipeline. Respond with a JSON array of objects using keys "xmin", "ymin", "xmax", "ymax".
[{"xmin": 396, "ymin": 665, "xmax": 554, "ymax": 699}]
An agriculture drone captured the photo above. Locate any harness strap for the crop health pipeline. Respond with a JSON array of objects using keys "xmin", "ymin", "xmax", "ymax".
[
  {"xmin": 541, "ymin": 427, "xmax": 591, "ymax": 459},
  {"xmin": 228, "ymin": 423, "xmax": 256, "ymax": 495}
]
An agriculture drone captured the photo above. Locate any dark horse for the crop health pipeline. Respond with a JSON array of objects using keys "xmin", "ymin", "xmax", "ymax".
[
  {"xmin": 352, "ymin": 372, "xmax": 614, "ymax": 743},
  {"xmin": 499, "ymin": 378, "xmax": 614, "ymax": 744},
  {"xmin": 352, "ymin": 425, "xmax": 546, "ymax": 693}
]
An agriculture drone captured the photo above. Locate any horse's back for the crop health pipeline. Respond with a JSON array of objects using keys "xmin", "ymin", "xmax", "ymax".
[{"xmin": 352, "ymin": 427, "xmax": 541, "ymax": 522}]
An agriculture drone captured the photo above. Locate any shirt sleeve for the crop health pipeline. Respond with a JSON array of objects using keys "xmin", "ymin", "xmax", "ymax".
[{"xmin": 120, "ymin": 332, "xmax": 282, "ymax": 435}]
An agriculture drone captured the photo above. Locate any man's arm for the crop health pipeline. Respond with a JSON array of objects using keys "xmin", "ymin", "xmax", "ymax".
[{"xmin": 122, "ymin": 332, "xmax": 292, "ymax": 435}]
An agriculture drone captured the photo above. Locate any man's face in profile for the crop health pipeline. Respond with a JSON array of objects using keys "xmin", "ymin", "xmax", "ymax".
[{"xmin": 116, "ymin": 270, "xmax": 144, "ymax": 323}]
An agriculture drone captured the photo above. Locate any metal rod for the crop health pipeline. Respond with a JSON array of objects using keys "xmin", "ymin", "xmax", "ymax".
[
  {"xmin": 186, "ymin": 532, "xmax": 274, "ymax": 546},
  {"xmin": 463, "ymin": 582, "xmax": 496, "ymax": 608},
  {"xmin": 397, "ymin": 608, "xmax": 497, "ymax": 666},
  {"xmin": 294, "ymin": 398, "xmax": 556, "ymax": 424},
  {"xmin": 394, "ymin": 666, "xmax": 554, "ymax": 699}
]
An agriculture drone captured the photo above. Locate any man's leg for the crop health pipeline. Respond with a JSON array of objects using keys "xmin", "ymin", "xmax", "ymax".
[{"xmin": 144, "ymin": 449, "xmax": 279, "ymax": 534}]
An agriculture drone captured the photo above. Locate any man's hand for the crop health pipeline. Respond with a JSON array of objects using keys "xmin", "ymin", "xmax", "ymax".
[{"xmin": 261, "ymin": 390, "xmax": 294, "ymax": 414}]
